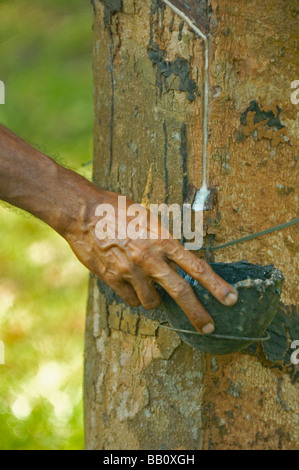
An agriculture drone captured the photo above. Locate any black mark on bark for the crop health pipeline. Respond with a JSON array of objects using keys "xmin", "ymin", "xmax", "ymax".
[
  {"xmin": 247, "ymin": 302, "xmax": 299, "ymax": 383},
  {"xmin": 241, "ymin": 100, "xmax": 285, "ymax": 130},
  {"xmin": 163, "ymin": 120, "xmax": 169, "ymax": 204},
  {"xmin": 149, "ymin": 1, "xmax": 197, "ymax": 101},
  {"xmin": 169, "ymin": 13, "xmax": 175, "ymax": 32},
  {"xmin": 148, "ymin": 45, "xmax": 197, "ymax": 101},
  {"xmin": 262, "ymin": 303, "xmax": 299, "ymax": 383},
  {"xmin": 178, "ymin": 21, "xmax": 184, "ymax": 41},
  {"xmin": 98, "ymin": 1, "xmax": 122, "ymax": 173},
  {"xmin": 108, "ymin": 42, "xmax": 115, "ymax": 173},
  {"xmin": 99, "ymin": 0, "xmax": 122, "ymax": 31},
  {"xmin": 180, "ymin": 123, "xmax": 188, "ymax": 202},
  {"xmin": 167, "ymin": 0, "xmax": 211, "ymax": 34}
]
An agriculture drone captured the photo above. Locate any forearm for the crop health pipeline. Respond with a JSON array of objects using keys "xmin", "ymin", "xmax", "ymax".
[
  {"xmin": 0, "ymin": 124, "xmax": 104, "ymax": 236},
  {"xmin": 0, "ymin": 124, "xmax": 238, "ymax": 334}
]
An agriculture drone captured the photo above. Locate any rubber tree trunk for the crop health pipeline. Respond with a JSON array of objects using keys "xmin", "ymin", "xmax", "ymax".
[{"xmin": 85, "ymin": 0, "xmax": 299, "ymax": 450}]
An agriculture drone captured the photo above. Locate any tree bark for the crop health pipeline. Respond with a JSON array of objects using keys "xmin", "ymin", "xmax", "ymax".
[{"xmin": 85, "ymin": 0, "xmax": 299, "ymax": 450}]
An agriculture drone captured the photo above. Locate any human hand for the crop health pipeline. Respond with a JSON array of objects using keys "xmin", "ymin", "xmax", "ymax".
[
  {"xmin": 0, "ymin": 124, "xmax": 237, "ymax": 334},
  {"xmin": 64, "ymin": 187, "xmax": 238, "ymax": 335}
]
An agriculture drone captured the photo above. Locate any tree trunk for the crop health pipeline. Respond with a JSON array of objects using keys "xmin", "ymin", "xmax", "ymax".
[{"xmin": 84, "ymin": 0, "xmax": 298, "ymax": 450}]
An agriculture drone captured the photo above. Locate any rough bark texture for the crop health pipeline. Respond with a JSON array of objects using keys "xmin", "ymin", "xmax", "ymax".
[{"xmin": 85, "ymin": 0, "xmax": 299, "ymax": 450}]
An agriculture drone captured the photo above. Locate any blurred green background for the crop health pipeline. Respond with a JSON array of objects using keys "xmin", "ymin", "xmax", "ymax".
[{"xmin": 0, "ymin": 0, "xmax": 94, "ymax": 449}]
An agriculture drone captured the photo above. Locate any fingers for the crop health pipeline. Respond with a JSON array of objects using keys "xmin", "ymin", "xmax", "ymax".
[
  {"xmin": 168, "ymin": 242, "xmax": 238, "ymax": 307},
  {"xmin": 168, "ymin": 260, "xmax": 178, "ymax": 272},
  {"xmin": 109, "ymin": 270, "xmax": 161, "ymax": 310},
  {"xmin": 153, "ymin": 266, "xmax": 215, "ymax": 334},
  {"xmin": 108, "ymin": 279, "xmax": 141, "ymax": 307},
  {"xmin": 130, "ymin": 272, "xmax": 162, "ymax": 310}
]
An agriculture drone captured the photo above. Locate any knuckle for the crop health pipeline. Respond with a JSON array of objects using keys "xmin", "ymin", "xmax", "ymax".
[
  {"xmin": 195, "ymin": 258, "xmax": 208, "ymax": 275},
  {"xmin": 159, "ymin": 238, "xmax": 173, "ymax": 251},
  {"xmin": 130, "ymin": 244, "xmax": 148, "ymax": 265},
  {"xmin": 175, "ymin": 281, "xmax": 192, "ymax": 299},
  {"xmin": 187, "ymin": 312, "xmax": 203, "ymax": 327},
  {"xmin": 104, "ymin": 272, "xmax": 118, "ymax": 285},
  {"xmin": 164, "ymin": 239, "xmax": 181, "ymax": 257},
  {"xmin": 188, "ymin": 310, "xmax": 206, "ymax": 324},
  {"xmin": 117, "ymin": 262, "xmax": 133, "ymax": 278}
]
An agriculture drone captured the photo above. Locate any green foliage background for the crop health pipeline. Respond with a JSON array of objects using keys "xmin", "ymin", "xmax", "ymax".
[{"xmin": 0, "ymin": 0, "xmax": 94, "ymax": 449}]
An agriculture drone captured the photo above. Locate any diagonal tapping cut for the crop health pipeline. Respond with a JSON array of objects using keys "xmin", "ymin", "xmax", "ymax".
[{"xmin": 162, "ymin": 0, "xmax": 210, "ymax": 210}]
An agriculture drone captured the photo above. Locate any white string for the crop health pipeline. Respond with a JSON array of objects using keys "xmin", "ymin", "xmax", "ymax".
[{"xmin": 162, "ymin": 0, "xmax": 210, "ymax": 210}]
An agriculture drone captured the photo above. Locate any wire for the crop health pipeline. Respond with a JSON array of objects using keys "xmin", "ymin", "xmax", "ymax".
[
  {"xmin": 157, "ymin": 323, "xmax": 271, "ymax": 342},
  {"xmin": 200, "ymin": 218, "xmax": 299, "ymax": 255}
]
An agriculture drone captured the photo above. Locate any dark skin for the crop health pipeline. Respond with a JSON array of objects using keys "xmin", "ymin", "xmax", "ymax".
[{"xmin": 0, "ymin": 124, "xmax": 238, "ymax": 334}]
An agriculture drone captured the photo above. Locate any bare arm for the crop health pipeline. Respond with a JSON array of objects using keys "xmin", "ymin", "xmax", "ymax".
[{"xmin": 0, "ymin": 124, "xmax": 238, "ymax": 334}]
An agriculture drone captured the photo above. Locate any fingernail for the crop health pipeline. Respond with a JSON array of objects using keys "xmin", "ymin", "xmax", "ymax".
[
  {"xmin": 224, "ymin": 292, "xmax": 238, "ymax": 306},
  {"xmin": 202, "ymin": 323, "xmax": 215, "ymax": 335}
]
